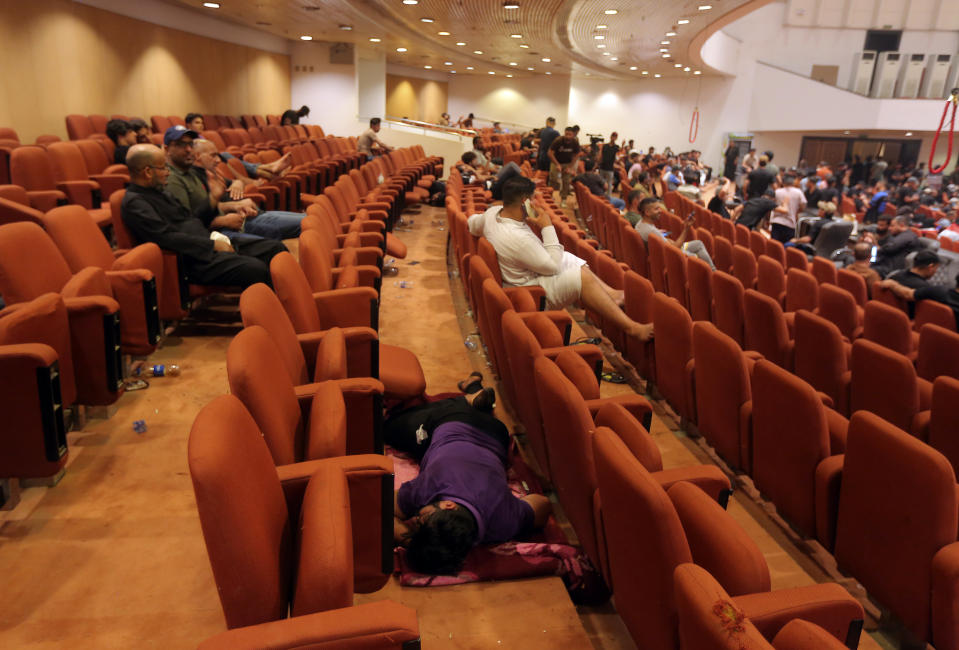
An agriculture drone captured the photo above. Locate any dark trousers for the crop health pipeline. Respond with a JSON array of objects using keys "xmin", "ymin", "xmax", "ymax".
[
  {"xmin": 385, "ymin": 397, "xmax": 510, "ymax": 461},
  {"xmin": 770, "ymin": 223, "xmax": 795, "ymax": 243},
  {"xmin": 186, "ymin": 237, "xmax": 286, "ymax": 289}
]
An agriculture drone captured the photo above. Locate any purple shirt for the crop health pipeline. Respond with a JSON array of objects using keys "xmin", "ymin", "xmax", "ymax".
[{"xmin": 397, "ymin": 421, "xmax": 533, "ymax": 544}]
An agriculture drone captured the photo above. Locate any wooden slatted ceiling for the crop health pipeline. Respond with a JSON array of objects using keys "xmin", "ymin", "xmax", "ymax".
[{"xmin": 161, "ymin": 0, "xmax": 753, "ymax": 79}]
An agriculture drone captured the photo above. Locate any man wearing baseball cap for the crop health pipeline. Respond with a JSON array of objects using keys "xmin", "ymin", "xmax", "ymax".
[{"xmin": 163, "ymin": 125, "xmax": 304, "ymax": 242}]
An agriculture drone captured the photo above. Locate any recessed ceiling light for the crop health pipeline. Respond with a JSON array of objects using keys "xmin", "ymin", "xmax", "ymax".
[
  {"xmin": 402, "ymin": 0, "xmax": 417, "ymax": 4},
  {"xmin": 202, "ymin": 2, "xmax": 219, "ymax": 7},
  {"xmin": 611, "ymin": 56, "xmax": 618, "ymax": 61},
  {"xmin": 474, "ymin": 50, "xmax": 484, "ymax": 54},
  {"xmin": 545, "ymin": 71, "xmax": 551, "ymax": 75},
  {"xmin": 654, "ymin": 73, "xmax": 662, "ymax": 78},
  {"xmin": 603, "ymin": 52, "xmax": 611, "ymax": 56},
  {"xmin": 438, "ymin": 31, "xmax": 450, "ymax": 36},
  {"xmin": 369, "ymin": 37, "xmax": 381, "ymax": 42},
  {"xmin": 520, "ymin": 44, "xmax": 530, "ymax": 48},
  {"xmin": 396, "ymin": 47, "xmax": 407, "ymax": 52},
  {"xmin": 506, "ymin": 74, "xmax": 513, "ymax": 77},
  {"xmin": 674, "ymin": 63, "xmax": 682, "ymax": 68},
  {"xmin": 684, "ymin": 66, "xmax": 690, "ymax": 71},
  {"xmin": 597, "ymin": 24, "xmax": 608, "ymax": 29},
  {"xmin": 451, "ymin": 70, "xmax": 456, "ymax": 73},
  {"xmin": 510, "ymin": 34, "xmax": 522, "ymax": 38},
  {"xmin": 527, "ymin": 66, "xmax": 534, "ymax": 70},
  {"xmin": 594, "ymin": 35, "xmax": 605, "ymax": 40},
  {"xmin": 661, "ymin": 40, "xmax": 670, "ymax": 44},
  {"xmin": 509, "ymin": 61, "xmax": 517, "ymax": 66},
  {"xmin": 424, "ymin": 65, "xmax": 432, "ymax": 69},
  {"xmin": 642, "ymin": 70, "xmax": 648, "ymax": 75},
  {"xmin": 421, "ymin": 17, "xmax": 434, "ymax": 22},
  {"xmin": 466, "ymin": 66, "xmax": 474, "ymax": 69},
  {"xmin": 698, "ymin": 5, "xmax": 712, "ymax": 10},
  {"xmin": 678, "ymin": 18, "xmax": 690, "ymax": 24},
  {"xmin": 503, "ymin": 1, "xmax": 520, "ymax": 8},
  {"xmin": 662, "ymin": 53, "xmax": 670, "ymax": 58},
  {"xmin": 300, "ymin": 35, "xmax": 313, "ymax": 40},
  {"xmin": 666, "ymin": 31, "xmax": 677, "ymax": 36},
  {"xmin": 489, "ymin": 71, "xmax": 495, "ymax": 74},
  {"xmin": 444, "ymin": 61, "xmax": 452, "ymax": 65},
  {"xmin": 542, "ymin": 57, "xmax": 551, "ymax": 62},
  {"xmin": 597, "ymin": 44, "xmax": 606, "ymax": 48},
  {"xmin": 456, "ymin": 42, "xmax": 466, "ymax": 46},
  {"xmin": 693, "ymin": 70, "xmax": 701, "ymax": 74},
  {"xmin": 659, "ymin": 48, "xmax": 668, "ymax": 52},
  {"xmin": 905, "ymin": 131, "xmax": 913, "ymax": 136},
  {"xmin": 629, "ymin": 66, "xmax": 637, "ymax": 70},
  {"xmin": 604, "ymin": 9, "xmax": 618, "ymax": 14}
]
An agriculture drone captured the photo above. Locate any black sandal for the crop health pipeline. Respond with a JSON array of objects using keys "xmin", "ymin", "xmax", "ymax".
[
  {"xmin": 457, "ymin": 371, "xmax": 484, "ymax": 394},
  {"xmin": 470, "ymin": 387, "xmax": 496, "ymax": 412}
]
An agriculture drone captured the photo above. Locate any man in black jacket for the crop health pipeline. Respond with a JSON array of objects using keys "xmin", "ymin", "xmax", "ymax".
[
  {"xmin": 121, "ymin": 144, "xmax": 284, "ymax": 289},
  {"xmin": 872, "ymin": 215, "xmax": 920, "ymax": 277}
]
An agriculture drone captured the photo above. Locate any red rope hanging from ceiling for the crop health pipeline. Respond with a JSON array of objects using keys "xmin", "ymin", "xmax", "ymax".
[{"xmin": 928, "ymin": 88, "xmax": 958, "ymax": 174}]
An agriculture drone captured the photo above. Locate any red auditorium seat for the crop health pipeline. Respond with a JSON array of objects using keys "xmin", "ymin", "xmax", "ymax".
[
  {"xmin": 744, "ymin": 289, "xmax": 793, "ymax": 370},
  {"xmin": 825, "ymin": 411, "xmax": 959, "ymax": 649},
  {"xmin": 685, "ymin": 256, "xmax": 713, "ymax": 322},
  {"xmin": 848, "ymin": 339, "xmax": 927, "ymax": 433},
  {"xmin": 916, "ymin": 323, "xmax": 959, "ymax": 382},
  {"xmin": 87, "ymin": 114, "xmax": 108, "ymax": 135},
  {"xmin": 647, "ymin": 232, "xmax": 667, "ymax": 293},
  {"xmin": 712, "ymin": 235, "xmax": 734, "ymax": 274},
  {"xmin": 298, "ymin": 229, "xmax": 381, "ymax": 294},
  {"xmin": 188, "ymin": 394, "xmax": 414, "ymax": 636},
  {"xmin": 46, "ymin": 141, "xmax": 125, "ymax": 229},
  {"xmin": 811, "ymin": 257, "xmax": 838, "ymax": 285},
  {"xmin": 662, "ymin": 241, "xmax": 689, "ymax": 310},
  {"xmin": 9, "ymin": 146, "xmax": 68, "ymax": 211},
  {"xmin": 751, "ymin": 360, "xmax": 847, "ymax": 539},
  {"xmin": 0, "ymin": 222, "xmax": 122, "ymax": 406},
  {"xmin": 763, "ymin": 237, "xmax": 787, "ymax": 267},
  {"xmin": 836, "ymin": 268, "xmax": 868, "ymax": 306},
  {"xmin": 926, "ymin": 377, "xmax": 959, "ymax": 476},
  {"xmin": 150, "ymin": 115, "xmax": 172, "ymax": 133},
  {"xmin": 792, "ymin": 310, "xmax": 850, "ymax": 414},
  {"xmin": 592, "ymin": 427, "xmax": 860, "ymax": 650},
  {"xmin": 711, "ymin": 270, "xmax": 745, "ymax": 346},
  {"xmin": 732, "ymin": 245, "xmax": 758, "ymax": 289},
  {"xmin": 785, "ymin": 246, "xmax": 809, "ymax": 272},
  {"xmin": 784, "ymin": 267, "xmax": 819, "ymax": 317},
  {"xmin": 64, "ymin": 114, "xmax": 95, "ymax": 141},
  {"xmin": 673, "ymin": 564, "xmax": 858, "ymax": 650},
  {"xmin": 863, "ymin": 300, "xmax": 918, "ymax": 359},
  {"xmin": 691, "ymin": 321, "xmax": 752, "ymax": 471},
  {"xmin": 817, "ymin": 283, "xmax": 862, "ymax": 341},
  {"xmin": 652, "ymin": 293, "xmax": 695, "ymax": 422},
  {"xmin": 623, "ymin": 270, "xmax": 656, "ymax": 380},
  {"xmin": 74, "ymin": 139, "xmax": 129, "ymax": 178},
  {"xmin": 0, "ymin": 184, "xmax": 44, "ymax": 226},
  {"xmin": 915, "ymin": 299, "xmax": 957, "ymax": 332},
  {"xmin": 756, "ymin": 255, "xmax": 786, "ymax": 305}
]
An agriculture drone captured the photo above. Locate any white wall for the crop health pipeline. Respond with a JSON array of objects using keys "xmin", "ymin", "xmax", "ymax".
[
  {"xmin": 447, "ymin": 74, "xmax": 571, "ymax": 132},
  {"xmin": 290, "ymin": 41, "xmax": 365, "ymax": 138},
  {"xmin": 356, "ymin": 47, "xmax": 386, "ymax": 124}
]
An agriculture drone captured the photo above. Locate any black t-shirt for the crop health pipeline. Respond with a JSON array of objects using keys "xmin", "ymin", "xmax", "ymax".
[
  {"xmin": 747, "ymin": 168, "xmax": 775, "ymax": 197},
  {"xmin": 707, "ymin": 195, "xmax": 730, "ymax": 219},
  {"xmin": 114, "ymin": 145, "xmax": 130, "ymax": 166},
  {"xmin": 599, "ymin": 143, "xmax": 619, "ymax": 171},
  {"xmin": 281, "ymin": 109, "xmax": 299, "ymax": 125},
  {"xmin": 537, "ymin": 127, "xmax": 559, "ymax": 161},
  {"xmin": 738, "ymin": 196, "xmax": 777, "ymax": 229},
  {"xmin": 550, "ymin": 136, "xmax": 581, "ymax": 164},
  {"xmin": 574, "ymin": 173, "xmax": 606, "ymax": 196},
  {"xmin": 915, "ymin": 286, "xmax": 959, "ymax": 329},
  {"xmin": 896, "ymin": 187, "xmax": 918, "ymax": 205},
  {"xmin": 887, "ymin": 270, "xmax": 930, "ymax": 290}
]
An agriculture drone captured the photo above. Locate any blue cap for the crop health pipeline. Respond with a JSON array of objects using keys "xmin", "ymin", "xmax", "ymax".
[{"xmin": 163, "ymin": 125, "xmax": 199, "ymax": 146}]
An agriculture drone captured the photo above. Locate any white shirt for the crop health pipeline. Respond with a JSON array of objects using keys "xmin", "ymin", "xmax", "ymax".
[
  {"xmin": 773, "ymin": 186, "xmax": 806, "ymax": 228},
  {"xmin": 467, "ymin": 205, "xmax": 564, "ymax": 286}
]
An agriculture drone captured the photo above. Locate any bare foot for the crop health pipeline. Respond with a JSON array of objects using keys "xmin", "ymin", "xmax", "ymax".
[{"xmin": 628, "ymin": 322, "xmax": 654, "ymax": 342}]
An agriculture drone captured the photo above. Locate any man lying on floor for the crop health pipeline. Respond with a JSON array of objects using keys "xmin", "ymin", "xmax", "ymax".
[{"xmin": 390, "ymin": 380, "xmax": 552, "ymax": 575}]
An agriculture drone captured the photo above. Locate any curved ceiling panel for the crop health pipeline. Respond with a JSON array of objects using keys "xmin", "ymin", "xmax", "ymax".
[{"xmin": 164, "ymin": 0, "xmax": 753, "ymax": 79}]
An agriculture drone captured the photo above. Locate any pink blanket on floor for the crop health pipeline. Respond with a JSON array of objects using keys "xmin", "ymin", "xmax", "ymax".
[{"xmin": 390, "ymin": 443, "xmax": 609, "ymax": 603}]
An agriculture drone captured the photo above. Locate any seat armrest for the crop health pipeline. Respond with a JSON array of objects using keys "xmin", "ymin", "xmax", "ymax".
[
  {"xmin": 333, "ymin": 246, "xmax": 383, "ymax": 267},
  {"xmin": 814, "ymin": 454, "xmax": 844, "ymax": 551},
  {"xmin": 313, "ymin": 288, "xmax": 378, "ymax": 329},
  {"xmin": 89, "ymin": 174, "xmax": 128, "ymax": 199},
  {"xmin": 825, "ymin": 407, "xmax": 849, "ymax": 454},
  {"xmin": 932, "ymin": 541, "xmax": 959, "ymax": 650},
  {"xmin": 336, "ymin": 231, "xmax": 383, "ymax": 248},
  {"xmin": 772, "ymin": 620, "xmax": 851, "ymax": 650},
  {"xmin": 652, "ymin": 466, "xmax": 731, "ymax": 506},
  {"xmin": 112, "ymin": 242, "xmax": 163, "ymax": 278},
  {"xmin": 61, "ymin": 266, "xmax": 112, "ymax": 298},
  {"xmin": 297, "ymin": 327, "xmax": 378, "ymax": 380},
  {"xmin": 585, "ymin": 394, "xmax": 653, "ymax": 433},
  {"xmin": 732, "ymin": 583, "xmax": 864, "ymax": 647},
  {"xmin": 55, "ymin": 180, "xmax": 99, "ymax": 209},
  {"xmin": 197, "ymin": 601, "xmax": 420, "ymax": 650},
  {"xmin": 543, "ymin": 343, "xmax": 603, "ymax": 382},
  {"xmin": 0, "ymin": 196, "xmax": 44, "ymax": 225}
]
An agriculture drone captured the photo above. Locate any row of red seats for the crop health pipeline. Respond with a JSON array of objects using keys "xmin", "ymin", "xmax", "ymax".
[
  {"xmin": 444, "ymin": 183, "xmax": 866, "ymax": 649},
  {"xmin": 572, "ymin": 184, "xmax": 959, "ymax": 648}
]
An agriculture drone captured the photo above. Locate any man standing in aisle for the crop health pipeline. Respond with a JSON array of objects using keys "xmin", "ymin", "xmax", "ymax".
[
  {"xmin": 771, "ymin": 172, "xmax": 807, "ymax": 242},
  {"xmin": 548, "ymin": 126, "xmax": 581, "ymax": 207},
  {"xmin": 536, "ymin": 117, "xmax": 559, "ymax": 172},
  {"xmin": 598, "ymin": 132, "xmax": 620, "ymax": 198}
]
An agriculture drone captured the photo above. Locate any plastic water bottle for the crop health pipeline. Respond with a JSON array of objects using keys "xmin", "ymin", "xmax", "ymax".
[
  {"xmin": 136, "ymin": 364, "xmax": 180, "ymax": 378},
  {"xmin": 464, "ymin": 337, "xmax": 477, "ymax": 351}
]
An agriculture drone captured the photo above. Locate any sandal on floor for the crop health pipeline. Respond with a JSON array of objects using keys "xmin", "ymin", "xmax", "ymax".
[
  {"xmin": 470, "ymin": 387, "xmax": 496, "ymax": 412},
  {"xmin": 600, "ymin": 371, "xmax": 627, "ymax": 384},
  {"xmin": 457, "ymin": 371, "xmax": 484, "ymax": 394}
]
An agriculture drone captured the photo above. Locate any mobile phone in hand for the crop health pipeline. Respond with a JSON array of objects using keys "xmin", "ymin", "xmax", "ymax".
[{"xmin": 524, "ymin": 199, "xmax": 535, "ymax": 219}]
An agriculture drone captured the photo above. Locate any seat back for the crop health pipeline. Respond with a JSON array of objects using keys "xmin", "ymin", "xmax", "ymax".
[
  {"xmin": 10, "ymin": 146, "xmax": 57, "ymax": 191},
  {"xmin": 476, "ymin": 237, "xmax": 504, "ymax": 286},
  {"xmin": 732, "ymin": 245, "xmax": 757, "ymax": 289},
  {"xmin": 40, "ymin": 205, "xmax": 114, "ymax": 271},
  {"xmin": 65, "ymin": 115, "xmax": 94, "ymax": 140},
  {"xmin": 811, "ymin": 256, "xmax": 838, "ymax": 285},
  {"xmin": 647, "ymin": 234, "xmax": 667, "ymax": 293},
  {"xmin": 269, "ymin": 252, "xmax": 324, "ymax": 333},
  {"xmin": 835, "ymin": 411, "xmax": 957, "ymax": 644},
  {"xmin": 532, "ymin": 354, "xmax": 604, "ymax": 565},
  {"xmin": 592, "ymin": 427, "xmax": 693, "ymax": 650},
  {"xmin": 793, "ymin": 310, "xmax": 849, "ymax": 410},
  {"xmin": 764, "ymin": 237, "xmax": 787, "ymax": 267},
  {"xmin": 749, "ymin": 230, "xmax": 766, "ymax": 259},
  {"xmin": 188, "ymin": 394, "xmax": 296, "ymax": 629},
  {"xmin": 46, "ymin": 141, "xmax": 93, "ymax": 183},
  {"xmin": 818, "ymin": 283, "xmax": 861, "ymax": 341},
  {"xmin": 653, "ymin": 293, "xmax": 694, "ymax": 421},
  {"xmin": 863, "ymin": 300, "xmax": 914, "ymax": 357},
  {"xmin": 813, "ymin": 220, "xmax": 854, "ymax": 258},
  {"xmin": 693, "ymin": 321, "xmax": 752, "ymax": 469},
  {"xmin": 686, "ymin": 256, "xmax": 713, "ymax": 322},
  {"xmin": 711, "ymin": 271, "xmax": 745, "ymax": 346},
  {"xmin": 837, "ymin": 269, "xmax": 868, "ymax": 306},
  {"xmin": 849, "ymin": 339, "xmax": 919, "ymax": 432},
  {"xmin": 743, "ymin": 289, "xmax": 792, "ymax": 369},
  {"xmin": 734, "ymin": 223, "xmax": 751, "ymax": 247},
  {"xmin": 623, "ymin": 270, "xmax": 656, "ymax": 379},
  {"xmin": 917, "ymin": 323, "xmax": 959, "ymax": 382},
  {"xmin": 238, "ymin": 283, "xmax": 309, "ymax": 385},
  {"xmin": 785, "ymin": 246, "xmax": 809, "ymax": 272},
  {"xmin": 75, "ymin": 139, "xmax": 116, "ymax": 176},
  {"xmin": 914, "ymin": 299, "xmax": 956, "ymax": 333},
  {"xmin": 621, "ymin": 224, "xmax": 648, "ymax": 277},
  {"xmin": 756, "ymin": 255, "xmax": 786, "ymax": 305},
  {"xmin": 0, "ymin": 222, "xmax": 73, "ymax": 301},
  {"xmin": 662, "ymin": 241, "xmax": 689, "ymax": 309},
  {"xmin": 928, "ymin": 377, "xmax": 959, "ymax": 477},
  {"xmin": 298, "ymin": 229, "xmax": 335, "ymax": 292},
  {"xmin": 751, "ymin": 360, "xmax": 829, "ymax": 538},
  {"xmin": 784, "ymin": 268, "xmax": 819, "ymax": 313},
  {"xmin": 227, "ymin": 326, "xmax": 302, "ymax": 466},
  {"xmin": 712, "ymin": 235, "xmax": 733, "ymax": 273}
]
